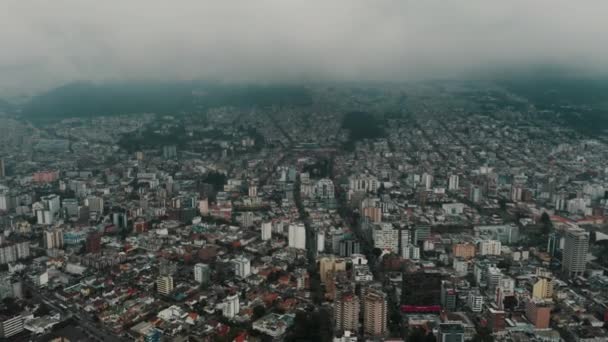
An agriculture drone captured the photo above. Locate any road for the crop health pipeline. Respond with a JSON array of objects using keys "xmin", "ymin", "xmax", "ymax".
[{"xmin": 25, "ymin": 283, "xmax": 129, "ymax": 342}]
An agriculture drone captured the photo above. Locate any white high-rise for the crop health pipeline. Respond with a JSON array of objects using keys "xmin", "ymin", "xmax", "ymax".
[
  {"xmin": 448, "ymin": 175, "xmax": 459, "ymax": 191},
  {"xmin": 223, "ymin": 294, "xmax": 240, "ymax": 318},
  {"xmin": 562, "ymin": 227, "xmax": 589, "ymax": 278},
  {"xmin": 261, "ymin": 222, "xmax": 272, "ymax": 241},
  {"xmin": 233, "ymin": 256, "xmax": 251, "ymax": 278},
  {"xmin": 372, "ymin": 223, "xmax": 399, "ymax": 253},
  {"xmin": 479, "ymin": 240, "xmax": 502, "ymax": 256},
  {"xmin": 288, "ymin": 224, "xmax": 306, "ymax": 250}
]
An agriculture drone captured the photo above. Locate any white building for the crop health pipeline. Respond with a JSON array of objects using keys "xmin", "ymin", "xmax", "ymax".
[
  {"xmin": 495, "ymin": 276, "xmax": 515, "ymax": 309},
  {"xmin": 421, "ymin": 172, "xmax": 433, "ymax": 190},
  {"xmin": 317, "ymin": 232, "xmax": 325, "ymax": 253},
  {"xmin": 402, "ymin": 244, "xmax": 420, "ymax": 260},
  {"xmin": 349, "ymin": 174, "xmax": 380, "ymax": 193},
  {"xmin": 478, "ymin": 240, "xmax": 502, "ymax": 256},
  {"xmin": 442, "ymin": 203, "xmax": 465, "ymax": 215},
  {"xmin": 233, "ymin": 256, "xmax": 251, "ymax": 278},
  {"xmin": 448, "ymin": 175, "xmax": 459, "ymax": 191},
  {"xmin": 468, "ymin": 291, "xmax": 484, "ymax": 312},
  {"xmin": 566, "ymin": 198, "xmax": 588, "ymax": 215},
  {"xmin": 315, "ymin": 179, "xmax": 335, "ymax": 199},
  {"xmin": 372, "ymin": 223, "xmax": 399, "ymax": 253},
  {"xmin": 261, "ymin": 222, "xmax": 272, "ymax": 241},
  {"xmin": 562, "ymin": 227, "xmax": 590, "ymax": 278},
  {"xmin": 288, "ymin": 224, "xmax": 306, "ymax": 250},
  {"xmin": 453, "ymin": 259, "xmax": 468, "ymax": 277},
  {"xmin": 222, "ymin": 294, "xmax": 240, "ymax": 318}
]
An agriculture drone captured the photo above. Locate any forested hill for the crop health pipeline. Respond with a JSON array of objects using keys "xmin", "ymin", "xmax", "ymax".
[{"xmin": 21, "ymin": 81, "xmax": 312, "ymax": 121}]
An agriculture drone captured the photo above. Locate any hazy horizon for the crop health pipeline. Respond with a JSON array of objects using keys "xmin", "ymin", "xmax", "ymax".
[{"xmin": 2, "ymin": 1, "xmax": 608, "ymax": 95}]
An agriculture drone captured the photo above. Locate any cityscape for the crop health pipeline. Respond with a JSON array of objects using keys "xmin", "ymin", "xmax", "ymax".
[
  {"xmin": 1, "ymin": 81, "xmax": 608, "ymax": 342},
  {"xmin": 2, "ymin": 2, "xmax": 608, "ymax": 342}
]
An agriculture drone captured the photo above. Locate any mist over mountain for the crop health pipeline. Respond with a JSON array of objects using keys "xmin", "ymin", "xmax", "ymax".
[{"xmin": 2, "ymin": 1, "xmax": 608, "ymax": 95}]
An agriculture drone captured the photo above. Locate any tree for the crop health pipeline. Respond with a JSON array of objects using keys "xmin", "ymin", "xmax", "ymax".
[
  {"xmin": 252, "ymin": 305, "xmax": 266, "ymax": 320},
  {"xmin": 540, "ymin": 212, "xmax": 553, "ymax": 235}
]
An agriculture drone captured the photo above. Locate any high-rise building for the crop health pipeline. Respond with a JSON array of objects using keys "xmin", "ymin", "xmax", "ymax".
[
  {"xmin": 339, "ymin": 239, "xmax": 361, "ymax": 257},
  {"xmin": 0, "ymin": 159, "xmax": 5, "ymax": 178},
  {"xmin": 452, "ymin": 243, "xmax": 476, "ymax": 259},
  {"xmin": 334, "ymin": 292, "xmax": 360, "ymax": 332},
  {"xmin": 156, "ymin": 276, "xmax": 174, "ymax": 295},
  {"xmin": 467, "ymin": 289, "xmax": 484, "ymax": 312},
  {"xmin": 402, "ymin": 244, "xmax": 420, "ymax": 260},
  {"xmin": 372, "ymin": 223, "xmax": 399, "ymax": 253},
  {"xmin": 525, "ymin": 300, "xmax": 552, "ymax": 329},
  {"xmin": 233, "ymin": 256, "xmax": 251, "ymax": 278},
  {"xmin": 248, "ymin": 183, "xmax": 257, "ymax": 198},
  {"xmin": 242, "ymin": 211, "xmax": 254, "ymax": 228},
  {"xmin": 319, "ymin": 257, "xmax": 346, "ymax": 284},
  {"xmin": 414, "ymin": 224, "xmax": 431, "ymax": 243},
  {"xmin": 86, "ymin": 196, "xmax": 104, "ymax": 213},
  {"xmin": 448, "ymin": 174, "xmax": 459, "ymax": 191},
  {"xmin": 495, "ymin": 276, "xmax": 515, "ymax": 310},
  {"xmin": 469, "ymin": 186, "xmax": 482, "ymax": 203},
  {"xmin": 487, "ymin": 308, "xmax": 505, "ymax": 332},
  {"xmin": 194, "ymin": 263, "xmax": 211, "ymax": 285},
  {"xmin": 438, "ymin": 322, "xmax": 465, "ymax": 342},
  {"xmin": 478, "ymin": 240, "xmax": 502, "ymax": 256},
  {"xmin": 199, "ymin": 198, "xmax": 209, "ymax": 216},
  {"xmin": 317, "ymin": 231, "xmax": 325, "ymax": 253},
  {"xmin": 288, "ymin": 224, "xmax": 306, "ymax": 250},
  {"xmin": 562, "ymin": 227, "xmax": 589, "ymax": 278},
  {"xmin": 43, "ymin": 229, "xmax": 64, "ymax": 250},
  {"xmin": 85, "ymin": 232, "xmax": 102, "ymax": 254},
  {"xmin": 222, "ymin": 294, "xmax": 240, "ymax": 318},
  {"xmin": 363, "ymin": 288, "xmax": 387, "ymax": 337},
  {"xmin": 0, "ymin": 314, "xmax": 24, "ymax": 338},
  {"xmin": 441, "ymin": 281, "xmax": 457, "ymax": 311},
  {"xmin": 547, "ymin": 232, "xmax": 560, "ymax": 256},
  {"xmin": 162, "ymin": 145, "xmax": 177, "ymax": 159},
  {"xmin": 261, "ymin": 222, "xmax": 272, "ymax": 241},
  {"xmin": 0, "ymin": 242, "xmax": 30, "ymax": 265},
  {"xmin": 532, "ymin": 277, "xmax": 554, "ymax": 300}
]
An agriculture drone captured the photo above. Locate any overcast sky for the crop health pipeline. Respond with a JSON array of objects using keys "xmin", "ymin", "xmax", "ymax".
[{"xmin": 2, "ymin": 1, "xmax": 607, "ymax": 94}]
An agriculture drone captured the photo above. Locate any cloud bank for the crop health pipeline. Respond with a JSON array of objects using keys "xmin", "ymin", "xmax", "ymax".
[{"xmin": 1, "ymin": 0, "xmax": 607, "ymax": 93}]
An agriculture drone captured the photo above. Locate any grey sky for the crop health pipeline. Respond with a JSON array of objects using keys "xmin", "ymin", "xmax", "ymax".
[{"xmin": 2, "ymin": 1, "xmax": 607, "ymax": 94}]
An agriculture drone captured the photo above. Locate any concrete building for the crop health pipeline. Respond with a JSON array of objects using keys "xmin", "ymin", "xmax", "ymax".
[
  {"xmin": 319, "ymin": 257, "xmax": 346, "ymax": 284},
  {"xmin": 468, "ymin": 290, "xmax": 484, "ymax": 312},
  {"xmin": 372, "ymin": 223, "xmax": 398, "ymax": 253},
  {"xmin": 363, "ymin": 288, "xmax": 387, "ymax": 337},
  {"xmin": 562, "ymin": 227, "xmax": 589, "ymax": 278},
  {"xmin": 532, "ymin": 277, "xmax": 554, "ymax": 300},
  {"xmin": 525, "ymin": 300, "xmax": 552, "ymax": 329},
  {"xmin": 194, "ymin": 263, "xmax": 211, "ymax": 285},
  {"xmin": 479, "ymin": 240, "xmax": 501, "ymax": 256},
  {"xmin": 156, "ymin": 275, "xmax": 174, "ymax": 295},
  {"xmin": 334, "ymin": 292, "xmax": 360, "ymax": 332},
  {"xmin": 0, "ymin": 314, "xmax": 24, "ymax": 338},
  {"xmin": 233, "ymin": 256, "xmax": 251, "ymax": 278},
  {"xmin": 261, "ymin": 221, "xmax": 272, "ymax": 241},
  {"xmin": 448, "ymin": 174, "xmax": 459, "ymax": 191},
  {"xmin": 452, "ymin": 243, "xmax": 476, "ymax": 259},
  {"xmin": 222, "ymin": 294, "xmax": 240, "ymax": 318},
  {"xmin": 439, "ymin": 322, "xmax": 465, "ymax": 342},
  {"xmin": 288, "ymin": 223, "xmax": 306, "ymax": 250}
]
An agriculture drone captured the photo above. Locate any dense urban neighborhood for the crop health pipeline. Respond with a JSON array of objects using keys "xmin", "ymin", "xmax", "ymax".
[{"xmin": 1, "ymin": 82, "xmax": 608, "ymax": 342}]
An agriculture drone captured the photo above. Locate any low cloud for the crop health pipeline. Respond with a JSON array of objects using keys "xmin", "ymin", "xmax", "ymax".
[{"xmin": 2, "ymin": 0, "xmax": 607, "ymax": 94}]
